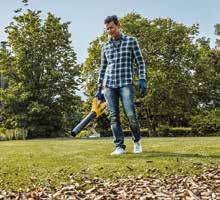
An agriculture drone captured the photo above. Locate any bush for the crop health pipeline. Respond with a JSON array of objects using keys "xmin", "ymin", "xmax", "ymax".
[
  {"xmin": 157, "ymin": 126, "xmax": 192, "ymax": 137},
  {"xmin": 123, "ymin": 129, "xmax": 149, "ymax": 137},
  {"xmin": 0, "ymin": 128, "xmax": 7, "ymax": 134},
  {"xmin": 71, "ymin": 124, "xmax": 219, "ymax": 138},
  {"xmin": 0, "ymin": 133, "xmax": 7, "ymax": 141},
  {"xmin": 4, "ymin": 129, "xmax": 14, "ymax": 140},
  {"xmin": 158, "ymin": 126, "xmax": 171, "ymax": 136},
  {"xmin": 168, "ymin": 127, "xmax": 192, "ymax": 137},
  {"xmin": 191, "ymin": 108, "xmax": 220, "ymax": 136},
  {"xmin": 14, "ymin": 128, "xmax": 28, "ymax": 140},
  {"xmin": 99, "ymin": 127, "xmax": 193, "ymax": 137},
  {"xmin": 0, "ymin": 128, "xmax": 28, "ymax": 141},
  {"xmin": 75, "ymin": 130, "xmax": 92, "ymax": 139}
]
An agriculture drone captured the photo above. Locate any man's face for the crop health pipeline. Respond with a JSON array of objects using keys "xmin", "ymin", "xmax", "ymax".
[{"xmin": 105, "ymin": 21, "xmax": 120, "ymax": 38}]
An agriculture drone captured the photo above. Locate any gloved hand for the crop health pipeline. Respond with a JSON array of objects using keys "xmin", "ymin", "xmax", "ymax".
[
  {"xmin": 139, "ymin": 79, "xmax": 147, "ymax": 97},
  {"xmin": 95, "ymin": 87, "xmax": 104, "ymax": 100}
]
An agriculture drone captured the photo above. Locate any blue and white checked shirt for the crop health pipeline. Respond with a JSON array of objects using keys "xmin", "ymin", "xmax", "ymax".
[{"xmin": 98, "ymin": 33, "xmax": 146, "ymax": 88}]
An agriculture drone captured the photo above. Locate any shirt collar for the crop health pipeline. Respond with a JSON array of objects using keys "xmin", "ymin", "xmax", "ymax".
[{"xmin": 109, "ymin": 33, "xmax": 126, "ymax": 42}]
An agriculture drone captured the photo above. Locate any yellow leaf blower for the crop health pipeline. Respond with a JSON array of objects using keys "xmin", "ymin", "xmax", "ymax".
[{"xmin": 71, "ymin": 97, "xmax": 106, "ymax": 137}]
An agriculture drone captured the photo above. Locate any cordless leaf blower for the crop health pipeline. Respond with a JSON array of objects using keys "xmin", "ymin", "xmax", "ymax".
[{"xmin": 71, "ymin": 96, "xmax": 106, "ymax": 137}]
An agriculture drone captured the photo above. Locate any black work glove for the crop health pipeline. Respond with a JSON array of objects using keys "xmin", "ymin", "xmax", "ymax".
[
  {"xmin": 95, "ymin": 87, "xmax": 104, "ymax": 101},
  {"xmin": 139, "ymin": 79, "xmax": 147, "ymax": 97}
]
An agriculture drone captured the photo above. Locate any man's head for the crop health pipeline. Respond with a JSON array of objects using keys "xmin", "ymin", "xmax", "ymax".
[{"xmin": 104, "ymin": 15, "xmax": 121, "ymax": 39}]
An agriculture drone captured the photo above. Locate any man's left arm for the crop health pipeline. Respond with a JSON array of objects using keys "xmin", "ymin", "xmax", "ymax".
[
  {"xmin": 132, "ymin": 38, "xmax": 147, "ymax": 96},
  {"xmin": 132, "ymin": 38, "xmax": 146, "ymax": 80}
]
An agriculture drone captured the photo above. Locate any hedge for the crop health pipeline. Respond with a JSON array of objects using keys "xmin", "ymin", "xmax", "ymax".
[
  {"xmin": 75, "ymin": 126, "xmax": 220, "ymax": 138},
  {"xmin": 0, "ymin": 128, "xmax": 28, "ymax": 141}
]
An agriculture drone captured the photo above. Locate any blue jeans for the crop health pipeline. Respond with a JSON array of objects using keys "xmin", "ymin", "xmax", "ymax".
[{"xmin": 104, "ymin": 84, "xmax": 141, "ymax": 149}]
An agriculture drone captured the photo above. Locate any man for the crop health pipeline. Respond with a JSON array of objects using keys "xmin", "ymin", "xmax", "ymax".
[{"xmin": 96, "ymin": 15, "xmax": 147, "ymax": 155}]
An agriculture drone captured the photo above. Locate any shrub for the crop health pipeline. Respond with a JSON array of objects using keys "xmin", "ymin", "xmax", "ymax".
[
  {"xmin": 158, "ymin": 126, "xmax": 171, "ymax": 137},
  {"xmin": 98, "ymin": 127, "xmax": 193, "ymax": 137},
  {"xmin": 191, "ymin": 108, "xmax": 220, "ymax": 135},
  {"xmin": 169, "ymin": 127, "xmax": 192, "ymax": 137},
  {"xmin": 75, "ymin": 130, "xmax": 91, "ymax": 139},
  {"xmin": 157, "ymin": 126, "xmax": 192, "ymax": 137},
  {"xmin": 0, "ymin": 128, "xmax": 28, "ymax": 141},
  {"xmin": 14, "ymin": 128, "xmax": 28, "ymax": 140},
  {"xmin": 0, "ymin": 133, "xmax": 8, "ymax": 141}
]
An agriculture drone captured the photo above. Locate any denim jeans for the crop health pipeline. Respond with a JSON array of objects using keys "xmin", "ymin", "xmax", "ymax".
[{"xmin": 104, "ymin": 84, "xmax": 141, "ymax": 149}]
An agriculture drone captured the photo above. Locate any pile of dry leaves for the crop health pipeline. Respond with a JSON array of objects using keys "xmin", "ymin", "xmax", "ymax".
[{"xmin": 0, "ymin": 168, "xmax": 219, "ymax": 199}]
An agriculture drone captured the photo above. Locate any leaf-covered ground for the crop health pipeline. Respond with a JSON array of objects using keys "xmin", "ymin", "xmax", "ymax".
[
  {"xmin": 0, "ymin": 167, "xmax": 219, "ymax": 199},
  {"xmin": 0, "ymin": 137, "xmax": 219, "ymax": 199}
]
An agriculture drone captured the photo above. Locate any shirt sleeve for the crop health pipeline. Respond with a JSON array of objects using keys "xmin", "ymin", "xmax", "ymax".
[
  {"xmin": 98, "ymin": 46, "xmax": 107, "ymax": 87},
  {"xmin": 132, "ymin": 38, "xmax": 146, "ymax": 80}
]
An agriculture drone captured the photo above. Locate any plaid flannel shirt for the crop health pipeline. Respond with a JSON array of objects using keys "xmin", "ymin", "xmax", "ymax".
[{"xmin": 98, "ymin": 34, "xmax": 146, "ymax": 88}]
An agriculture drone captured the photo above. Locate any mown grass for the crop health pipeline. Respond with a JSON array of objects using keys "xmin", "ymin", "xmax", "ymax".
[{"xmin": 0, "ymin": 137, "xmax": 219, "ymax": 191}]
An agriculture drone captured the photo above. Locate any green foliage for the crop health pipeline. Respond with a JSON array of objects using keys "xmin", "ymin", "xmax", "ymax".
[
  {"xmin": 191, "ymin": 108, "xmax": 220, "ymax": 135},
  {"xmin": 99, "ymin": 127, "xmax": 193, "ymax": 137},
  {"xmin": 0, "ymin": 9, "xmax": 81, "ymax": 137},
  {"xmin": 75, "ymin": 130, "xmax": 91, "ymax": 138},
  {"xmin": 158, "ymin": 126, "xmax": 192, "ymax": 137},
  {"xmin": 214, "ymin": 24, "xmax": 220, "ymax": 35},
  {"xmin": 0, "ymin": 128, "xmax": 27, "ymax": 141},
  {"xmin": 193, "ymin": 40, "xmax": 220, "ymax": 109}
]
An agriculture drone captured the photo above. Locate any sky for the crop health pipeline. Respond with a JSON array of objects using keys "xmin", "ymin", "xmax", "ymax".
[{"xmin": 0, "ymin": 0, "xmax": 219, "ymax": 63}]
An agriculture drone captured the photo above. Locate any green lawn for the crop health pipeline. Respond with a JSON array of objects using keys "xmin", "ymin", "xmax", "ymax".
[{"xmin": 0, "ymin": 137, "xmax": 219, "ymax": 191}]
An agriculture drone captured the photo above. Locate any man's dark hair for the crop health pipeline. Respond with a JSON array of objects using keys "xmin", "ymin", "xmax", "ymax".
[{"xmin": 104, "ymin": 15, "xmax": 119, "ymax": 25}]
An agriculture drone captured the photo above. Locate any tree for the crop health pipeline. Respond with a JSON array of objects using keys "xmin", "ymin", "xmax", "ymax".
[
  {"xmin": 215, "ymin": 24, "xmax": 220, "ymax": 50},
  {"xmin": 0, "ymin": 9, "xmax": 81, "ymax": 137},
  {"xmin": 193, "ymin": 37, "xmax": 220, "ymax": 110},
  {"xmin": 0, "ymin": 42, "xmax": 8, "ymax": 90}
]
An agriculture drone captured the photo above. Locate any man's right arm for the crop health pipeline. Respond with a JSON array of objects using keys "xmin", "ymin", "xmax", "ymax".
[{"xmin": 97, "ymin": 46, "xmax": 107, "ymax": 88}]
